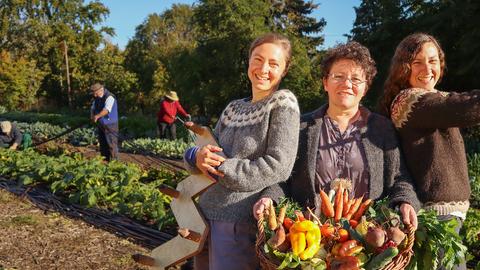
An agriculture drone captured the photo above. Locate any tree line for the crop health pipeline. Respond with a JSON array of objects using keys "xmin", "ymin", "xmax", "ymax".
[{"xmin": 1, "ymin": 0, "xmax": 479, "ymax": 122}]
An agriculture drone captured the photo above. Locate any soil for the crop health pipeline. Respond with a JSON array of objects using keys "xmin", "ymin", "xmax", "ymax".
[
  {"xmin": 0, "ymin": 189, "xmax": 152, "ymax": 270},
  {"xmin": 0, "ymin": 143, "xmax": 194, "ymax": 269},
  {"xmin": 34, "ymin": 143, "xmax": 185, "ymax": 172}
]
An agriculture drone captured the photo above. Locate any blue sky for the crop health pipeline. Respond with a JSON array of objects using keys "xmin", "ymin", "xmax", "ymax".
[{"xmin": 94, "ymin": 0, "xmax": 360, "ymax": 49}]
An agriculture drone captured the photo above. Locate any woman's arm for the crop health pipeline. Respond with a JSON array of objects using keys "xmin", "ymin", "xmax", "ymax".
[{"xmin": 391, "ymin": 88, "xmax": 480, "ymax": 129}]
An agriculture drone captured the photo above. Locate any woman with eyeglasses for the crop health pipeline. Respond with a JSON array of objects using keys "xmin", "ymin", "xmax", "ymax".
[{"xmin": 254, "ymin": 41, "xmax": 420, "ymax": 231}]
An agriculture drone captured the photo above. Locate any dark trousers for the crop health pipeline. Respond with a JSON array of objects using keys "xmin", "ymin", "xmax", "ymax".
[
  {"xmin": 158, "ymin": 122, "xmax": 176, "ymax": 140},
  {"xmin": 98, "ymin": 124, "xmax": 118, "ymax": 161}
]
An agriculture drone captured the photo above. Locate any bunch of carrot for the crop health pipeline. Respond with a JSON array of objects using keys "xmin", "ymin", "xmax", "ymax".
[{"xmin": 319, "ymin": 185, "xmax": 372, "ymax": 223}]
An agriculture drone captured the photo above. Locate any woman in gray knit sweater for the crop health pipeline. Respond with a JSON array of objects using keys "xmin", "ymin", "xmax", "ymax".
[
  {"xmin": 378, "ymin": 32, "xmax": 480, "ymax": 270},
  {"xmin": 184, "ymin": 33, "xmax": 300, "ymax": 270}
]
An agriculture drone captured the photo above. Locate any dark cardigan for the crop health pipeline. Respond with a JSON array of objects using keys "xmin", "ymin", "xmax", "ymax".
[{"xmin": 263, "ymin": 104, "xmax": 420, "ymax": 211}]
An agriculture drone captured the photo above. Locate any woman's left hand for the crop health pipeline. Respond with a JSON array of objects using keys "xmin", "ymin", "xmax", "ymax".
[{"xmin": 400, "ymin": 203, "xmax": 418, "ymax": 230}]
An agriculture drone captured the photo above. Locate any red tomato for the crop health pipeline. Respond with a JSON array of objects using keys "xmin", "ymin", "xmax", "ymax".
[
  {"xmin": 338, "ymin": 228, "xmax": 349, "ymax": 242},
  {"xmin": 349, "ymin": 219, "xmax": 358, "ymax": 229},
  {"xmin": 321, "ymin": 223, "xmax": 335, "ymax": 238},
  {"xmin": 283, "ymin": 217, "xmax": 294, "ymax": 231}
]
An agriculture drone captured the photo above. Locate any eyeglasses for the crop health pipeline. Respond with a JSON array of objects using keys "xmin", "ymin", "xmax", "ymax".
[{"xmin": 328, "ymin": 73, "xmax": 366, "ymax": 86}]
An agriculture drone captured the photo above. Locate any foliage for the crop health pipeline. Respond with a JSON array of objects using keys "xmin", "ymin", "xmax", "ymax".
[
  {"xmin": 350, "ymin": 0, "xmax": 480, "ymax": 109},
  {"xmin": 0, "ymin": 51, "xmax": 45, "ymax": 110},
  {"xmin": 124, "ymin": 4, "xmax": 196, "ymax": 114},
  {"xmin": 464, "ymin": 126, "xmax": 480, "ymax": 156},
  {"xmin": 0, "ymin": 111, "xmax": 88, "ymax": 126},
  {"xmin": 468, "ymin": 153, "xmax": 480, "ymax": 208},
  {"xmin": 122, "ymin": 138, "xmax": 194, "ymax": 159},
  {"xmin": 15, "ymin": 121, "xmax": 96, "ymax": 146},
  {"xmin": 406, "ymin": 210, "xmax": 468, "ymax": 270},
  {"xmin": 0, "ymin": 148, "xmax": 183, "ymax": 229},
  {"xmin": 461, "ymin": 208, "xmax": 480, "ymax": 248}
]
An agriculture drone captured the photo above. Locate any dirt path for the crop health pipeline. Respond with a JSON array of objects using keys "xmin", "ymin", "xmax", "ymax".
[{"xmin": 0, "ymin": 189, "xmax": 151, "ymax": 270}]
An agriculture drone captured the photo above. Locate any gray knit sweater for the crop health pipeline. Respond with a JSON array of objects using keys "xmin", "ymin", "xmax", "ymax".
[{"xmin": 185, "ymin": 89, "xmax": 300, "ymax": 223}]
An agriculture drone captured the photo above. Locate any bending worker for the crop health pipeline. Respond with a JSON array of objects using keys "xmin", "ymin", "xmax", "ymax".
[{"xmin": 0, "ymin": 120, "xmax": 22, "ymax": 150}]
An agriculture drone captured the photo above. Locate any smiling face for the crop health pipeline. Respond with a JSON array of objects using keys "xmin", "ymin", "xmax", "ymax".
[
  {"xmin": 323, "ymin": 59, "xmax": 367, "ymax": 112},
  {"xmin": 409, "ymin": 42, "xmax": 441, "ymax": 91},
  {"xmin": 248, "ymin": 43, "xmax": 287, "ymax": 101}
]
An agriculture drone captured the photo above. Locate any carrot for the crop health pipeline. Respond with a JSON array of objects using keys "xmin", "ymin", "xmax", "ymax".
[
  {"xmin": 352, "ymin": 198, "xmax": 372, "ymax": 221},
  {"xmin": 345, "ymin": 196, "xmax": 363, "ymax": 220},
  {"xmin": 334, "ymin": 186, "xmax": 344, "ymax": 222},
  {"xmin": 268, "ymin": 203, "xmax": 278, "ymax": 230},
  {"xmin": 294, "ymin": 210, "xmax": 306, "ymax": 221},
  {"xmin": 342, "ymin": 190, "xmax": 350, "ymax": 217},
  {"xmin": 319, "ymin": 189, "xmax": 334, "ymax": 218},
  {"xmin": 277, "ymin": 206, "xmax": 287, "ymax": 225}
]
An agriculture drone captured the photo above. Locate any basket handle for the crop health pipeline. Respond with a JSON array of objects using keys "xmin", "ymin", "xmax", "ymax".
[{"xmin": 256, "ymin": 211, "xmax": 266, "ymax": 249}]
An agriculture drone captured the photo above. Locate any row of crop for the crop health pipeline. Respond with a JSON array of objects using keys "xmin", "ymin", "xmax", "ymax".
[
  {"xmin": 16, "ymin": 122, "xmax": 97, "ymax": 146},
  {"xmin": 12, "ymin": 121, "xmax": 192, "ymax": 158},
  {"xmin": 0, "ymin": 111, "xmax": 193, "ymax": 140},
  {"xmin": 0, "ymin": 148, "xmax": 187, "ymax": 229}
]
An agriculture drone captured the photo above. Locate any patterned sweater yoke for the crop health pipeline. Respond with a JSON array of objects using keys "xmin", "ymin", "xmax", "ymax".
[{"xmin": 197, "ymin": 89, "xmax": 301, "ymax": 223}]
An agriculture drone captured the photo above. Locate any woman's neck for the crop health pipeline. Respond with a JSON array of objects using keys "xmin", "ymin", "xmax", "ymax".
[{"xmin": 327, "ymin": 106, "xmax": 360, "ymax": 133}]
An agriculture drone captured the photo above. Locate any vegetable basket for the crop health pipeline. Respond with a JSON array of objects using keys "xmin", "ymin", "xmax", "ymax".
[
  {"xmin": 256, "ymin": 212, "xmax": 415, "ymax": 270},
  {"xmin": 255, "ymin": 178, "xmax": 416, "ymax": 270}
]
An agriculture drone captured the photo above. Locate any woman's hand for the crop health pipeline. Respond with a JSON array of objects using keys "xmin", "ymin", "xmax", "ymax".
[
  {"xmin": 400, "ymin": 203, "xmax": 418, "ymax": 230},
  {"xmin": 253, "ymin": 197, "xmax": 273, "ymax": 220},
  {"xmin": 196, "ymin": 144, "xmax": 225, "ymax": 178}
]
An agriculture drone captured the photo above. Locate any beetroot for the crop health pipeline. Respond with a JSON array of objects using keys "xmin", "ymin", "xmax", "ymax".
[
  {"xmin": 365, "ymin": 227, "xmax": 386, "ymax": 248},
  {"xmin": 386, "ymin": 226, "xmax": 406, "ymax": 245}
]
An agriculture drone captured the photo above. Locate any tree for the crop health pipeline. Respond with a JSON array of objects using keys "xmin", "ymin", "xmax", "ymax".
[
  {"xmin": 0, "ymin": 0, "xmax": 114, "ymax": 108},
  {"xmin": 0, "ymin": 51, "xmax": 45, "ymax": 110},
  {"xmin": 124, "ymin": 4, "xmax": 196, "ymax": 113}
]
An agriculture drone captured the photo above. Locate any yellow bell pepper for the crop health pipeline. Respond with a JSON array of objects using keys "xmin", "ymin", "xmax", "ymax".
[
  {"xmin": 289, "ymin": 227, "xmax": 306, "ymax": 256},
  {"xmin": 299, "ymin": 223, "xmax": 321, "ymax": 260},
  {"xmin": 291, "ymin": 220, "xmax": 316, "ymax": 232}
]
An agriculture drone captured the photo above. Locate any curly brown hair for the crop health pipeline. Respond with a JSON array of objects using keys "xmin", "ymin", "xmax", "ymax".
[
  {"xmin": 377, "ymin": 33, "xmax": 446, "ymax": 117},
  {"xmin": 321, "ymin": 41, "xmax": 377, "ymax": 90}
]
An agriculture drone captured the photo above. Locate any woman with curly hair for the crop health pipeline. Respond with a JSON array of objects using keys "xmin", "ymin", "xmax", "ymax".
[{"xmin": 378, "ymin": 32, "xmax": 480, "ymax": 269}]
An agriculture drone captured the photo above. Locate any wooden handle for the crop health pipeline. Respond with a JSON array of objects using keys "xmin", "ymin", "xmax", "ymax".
[
  {"xmin": 185, "ymin": 122, "xmax": 207, "ymax": 136},
  {"xmin": 132, "ymin": 253, "xmax": 156, "ymax": 266},
  {"xmin": 158, "ymin": 184, "xmax": 180, "ymax": 198},
  {"xmin": 178, "ymin": 228, "xmax": 202, "ymax": 242}
]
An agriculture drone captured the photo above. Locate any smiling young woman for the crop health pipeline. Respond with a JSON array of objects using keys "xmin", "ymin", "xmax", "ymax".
[
  {"xmin": 379, "ymin": 32, "xmax": 480, "ymax": 269},
  {"xmin": 183, "ymin": 33, "xmax": 299, "ymax": 270}
]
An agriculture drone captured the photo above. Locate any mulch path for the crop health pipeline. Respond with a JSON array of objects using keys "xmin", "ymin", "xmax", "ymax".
[{"xmin": 0, "ymin": 188, "xmax": 151, "ymax": 270}]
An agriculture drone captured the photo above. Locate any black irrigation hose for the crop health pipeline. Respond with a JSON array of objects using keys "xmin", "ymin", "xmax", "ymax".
[
  {"xmin": 33, "ymin": 123, "xmax": 89, "ymax": 147},
  {"xmin": 0, "ymin": 179, "xmax": 173, "ymax": 249}
]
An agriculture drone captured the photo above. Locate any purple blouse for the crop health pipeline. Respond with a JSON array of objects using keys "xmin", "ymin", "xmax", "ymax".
[{"xmin": 315, "ymin": 107, "xmax": 371, "ymax": 198}]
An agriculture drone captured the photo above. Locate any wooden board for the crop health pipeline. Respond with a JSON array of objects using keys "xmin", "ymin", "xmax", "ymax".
[{"xmin": 145, "ymin": 124, "xmax": 222, "ymax": 269}]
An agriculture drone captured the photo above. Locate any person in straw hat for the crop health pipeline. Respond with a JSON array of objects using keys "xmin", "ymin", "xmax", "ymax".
[
  {"xmin": 156, "ymin": 90, "xmax": 190, "ymax": 140},
  {"xmin": 0, "ymin": 120, "xmax": 22, "ymax": 150},
  {"xmin": 90, "ymin": 82, "xmax": 119, "ymax": 161}
]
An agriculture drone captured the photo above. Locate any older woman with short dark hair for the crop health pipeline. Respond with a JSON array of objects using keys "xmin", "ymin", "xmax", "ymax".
[{"xmin": 254, "ymin": 41, "xmax": 420, "ymax": 230}]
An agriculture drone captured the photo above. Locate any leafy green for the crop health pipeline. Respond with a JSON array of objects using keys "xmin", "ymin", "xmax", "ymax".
[{"xmin": 406, "ymin": 210, "xmax": 468, "ymax": 270}]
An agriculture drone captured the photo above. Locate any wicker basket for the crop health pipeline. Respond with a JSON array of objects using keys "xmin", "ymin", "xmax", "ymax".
[{"xmin": 255, "ymin": 213, "xmax": 415, "ymax": 270}]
